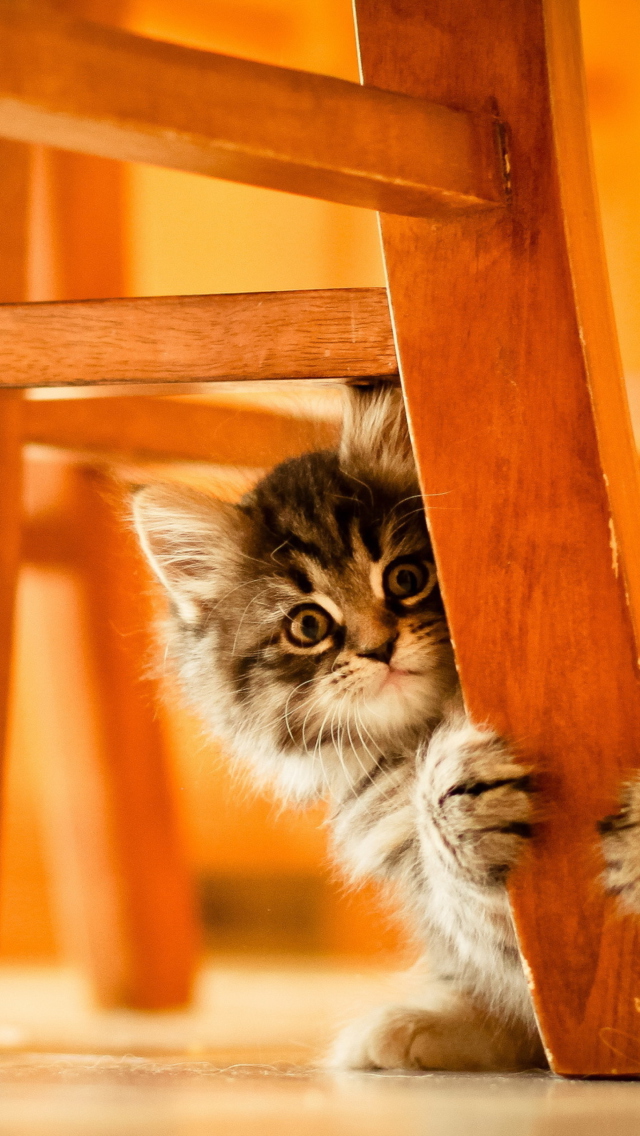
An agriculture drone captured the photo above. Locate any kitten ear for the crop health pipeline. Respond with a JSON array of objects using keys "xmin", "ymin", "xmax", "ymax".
[
  {"xmin": 131, "ymin": 483, "xmax": 248, "ymax": 625},
  {"xmin": 339, "ymin": 383, "xmax": 418, "ymax": 488}
]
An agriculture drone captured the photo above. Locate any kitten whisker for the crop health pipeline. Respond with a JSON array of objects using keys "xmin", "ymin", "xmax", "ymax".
[
  {"xmin": 208, "ymin": 576, "xmax": 257, "ymax": 609},
  {"xmin": 269, "ymin": 539, "xmax": 289, "ymax": 564},
  {"xmin": 384, "ymin": 505, "xmax": 430, "ymax": 543},
  {"xmin": 311, "ymin": 702, "xmax": 335, "ymax": 769},
  {"xmin": 299, "ymin": 694, "xmax": 322, "ymax": 757},
  {"xmin": 354, "ymin": 702, "xmax": 384, "ymax": 763},
  {"xmin": 343, "ymin": 470, "xmax": 374, "ymax": 503},
  {"xmin": 230, "ymin": 586, "xmax": 274, "ymax": 656},
  {"xmin": 343, "ymin": 707, "xmax": 382, "ymax": 816},
  {"xmin": 329, "ymin": 703, "xmax": 354, "ymax": 797},
  {"xmin": 351, "ymin": 705, "xmax": 399, "ymax": 811},
  {"xmin": 385, "ymin": 492, "xmax": 424, "ymax": 516},
  {"xmin": 281, "ymin": 678, "xmax": 316, "ymax": 747}
]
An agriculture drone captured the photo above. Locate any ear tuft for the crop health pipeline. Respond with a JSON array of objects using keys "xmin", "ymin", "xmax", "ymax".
[
  {"xmin": 339, "ymin": 384, "xmax": 417, "ymax": 489},
  {"xmin": 131, "ymin": 483, "xmax": 247, "ymax": 625}
]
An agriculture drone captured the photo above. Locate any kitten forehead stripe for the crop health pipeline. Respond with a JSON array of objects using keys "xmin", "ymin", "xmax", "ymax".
[
  {"xmin": 359, "ymin": 518, "xmax": 382, "ymax": 561},
  {"xmin": 288, "ymin": 566, "xmax": 313, "ymax": 594}
]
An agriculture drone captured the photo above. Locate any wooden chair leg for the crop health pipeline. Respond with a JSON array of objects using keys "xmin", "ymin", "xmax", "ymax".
[
  {"xmin": 0, "ymin": 138, "xmax": 27, "ymax": 807},
  {"xmin": 75, "ymin": 465, "xmax": 199, "ymax": 1008},
  {"xmin": 16, "ymin": 9, "xmax": 198, "ymax": 1001},
  {"xmin": 355, "ymin": 0, "xmax": 640, "ymax": 1074},
  {"xmin": 0, "ymin": 396, "xmax": 22, "ymax": 781},
  {"xmin": 23, "ymin": 459, "xmax": 199, "ymax": 1007}
]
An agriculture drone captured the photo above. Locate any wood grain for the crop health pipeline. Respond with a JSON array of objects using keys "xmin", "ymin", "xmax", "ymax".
[
  {"xmin": 355, "ymin": 0, "xmax": 640, "ymax": 1074},
  {"xmin": 0, "ymin": 289, "xmax": 396, "ymax": 388},
  {"xmin": 0, "ymin": 0, "xmax": 505, "ymax": 217},
  {"xmin": 23, "ymin": 396, "xmax": 339, "ymax": 466}
]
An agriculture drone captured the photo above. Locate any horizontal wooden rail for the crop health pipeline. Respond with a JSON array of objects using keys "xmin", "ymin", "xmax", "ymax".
[
  {"xmin": 0, "ymin": 1, "xmax": 506, "ymax": 216},
  {"xmin": 23, "ymin": 396, "xmax": 339, "ymax": 466},
  {"xmin": 0, "ymin": 288, "xmax": 397, "ymax": 387}
]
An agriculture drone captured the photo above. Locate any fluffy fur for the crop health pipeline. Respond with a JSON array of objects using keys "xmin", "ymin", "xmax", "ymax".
[
  {"xmin": 599, "ymin": 776, "xmax": 640, "ymax": 911},
  {"xmin": 133, "ymin": 385, "xmax": 553, "ymax": 1071}
]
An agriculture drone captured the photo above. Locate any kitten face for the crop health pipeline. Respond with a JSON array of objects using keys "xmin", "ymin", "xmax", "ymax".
[{"xmin": 133, "ymin": 388, "xmax": 457, "ymax": 801}]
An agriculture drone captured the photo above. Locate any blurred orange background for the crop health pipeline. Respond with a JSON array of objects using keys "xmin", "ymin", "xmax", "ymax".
[{"xmin": 0, "ymin": 0, "xmax": 638, "ymax": 975}]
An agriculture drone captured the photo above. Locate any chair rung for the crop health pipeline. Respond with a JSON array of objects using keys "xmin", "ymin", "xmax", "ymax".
[
  {"xmin": 0, "ymin": 1, "xmax": 506, "ymax": 217},
  {"xmin": 23, "ymin": 396, "xmax": 339, "ymax": 466},
  {"xmin": 0, "ymin": 289, "xmax": 397, "ymax": 388}
]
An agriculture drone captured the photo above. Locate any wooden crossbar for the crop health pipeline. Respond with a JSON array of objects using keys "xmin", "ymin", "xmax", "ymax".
[
  {"xmin": 23, "ymin": 396, "xmax": 339, "ymax": 465},
  {"xmin": 0, "ymin": 289, "xmax": 397, "ymax": 387},
  {"xmin": 0, "ymin": 0, "xmax": 506, "ymax": 217}
]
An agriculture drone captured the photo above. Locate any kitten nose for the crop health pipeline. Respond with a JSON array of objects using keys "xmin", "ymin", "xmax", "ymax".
[{"xmin": 358, "ymin": 633, "xmax": 398, "ymax": 666}]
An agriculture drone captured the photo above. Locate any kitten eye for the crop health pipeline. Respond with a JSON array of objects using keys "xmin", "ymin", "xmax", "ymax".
[
  {"xmin": 284, "ymin": 603, "xmax": 334, "ymax": 648},
  {"xmin": 384, "ymin": 557, "xmax": 434, "ymax": 602}
]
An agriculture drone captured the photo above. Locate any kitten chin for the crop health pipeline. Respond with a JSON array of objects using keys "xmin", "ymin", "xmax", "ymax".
[{"xmin": 359, "ymin": 666, "xmax": 455, "ymax": 736}]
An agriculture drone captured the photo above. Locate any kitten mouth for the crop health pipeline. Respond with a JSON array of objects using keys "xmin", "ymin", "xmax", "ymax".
[{"xmin": 381, "ymin": 665, "xmax": 419, "ymax": 688}]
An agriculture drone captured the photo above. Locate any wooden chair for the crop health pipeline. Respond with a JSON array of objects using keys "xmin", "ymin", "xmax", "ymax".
[{"xmin": 1, "ymin": 0, "xmax": 639, "ymax": 1073}]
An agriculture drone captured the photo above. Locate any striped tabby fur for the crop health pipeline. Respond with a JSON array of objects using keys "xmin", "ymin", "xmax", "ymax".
[
  {"xmin": 599, "ymin": 777, "xmax": 640, "ymax": 911},
  {"xmin": 133, "ymin": 385, "xmax": 546, "ymax": 1072}
]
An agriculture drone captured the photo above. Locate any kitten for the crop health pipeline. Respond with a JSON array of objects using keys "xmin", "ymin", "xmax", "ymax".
[{"xmin": 133, "ymin": 384, "xmax": 549, "ymax": 1071}]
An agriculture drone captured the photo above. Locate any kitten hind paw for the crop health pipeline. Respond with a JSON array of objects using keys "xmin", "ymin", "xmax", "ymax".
[{"xmin": 599, "ymin": 775, "xmax": 640, "ymax": 912}]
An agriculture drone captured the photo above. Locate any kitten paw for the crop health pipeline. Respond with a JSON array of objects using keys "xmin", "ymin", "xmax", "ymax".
[
  {"xmin": 422, "ymin": 718, "xmax": 537, "ymax": 887},
  {"xmin": 599, "ymin": 775, "xmax": 640, "ymax": 912},
  {"xmin": 328, "ymin": 1003, "xmax": 542, "ymax": 1072}
]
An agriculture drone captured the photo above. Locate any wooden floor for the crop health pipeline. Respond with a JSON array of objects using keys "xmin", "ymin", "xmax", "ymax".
[
  {"xmin": 3, "ymin": 1058, "xmax": 640, "ymax": 1136},
  {"xmin": 0, "ymin": 963, "xmax": 639, "ymax": 1133}
]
